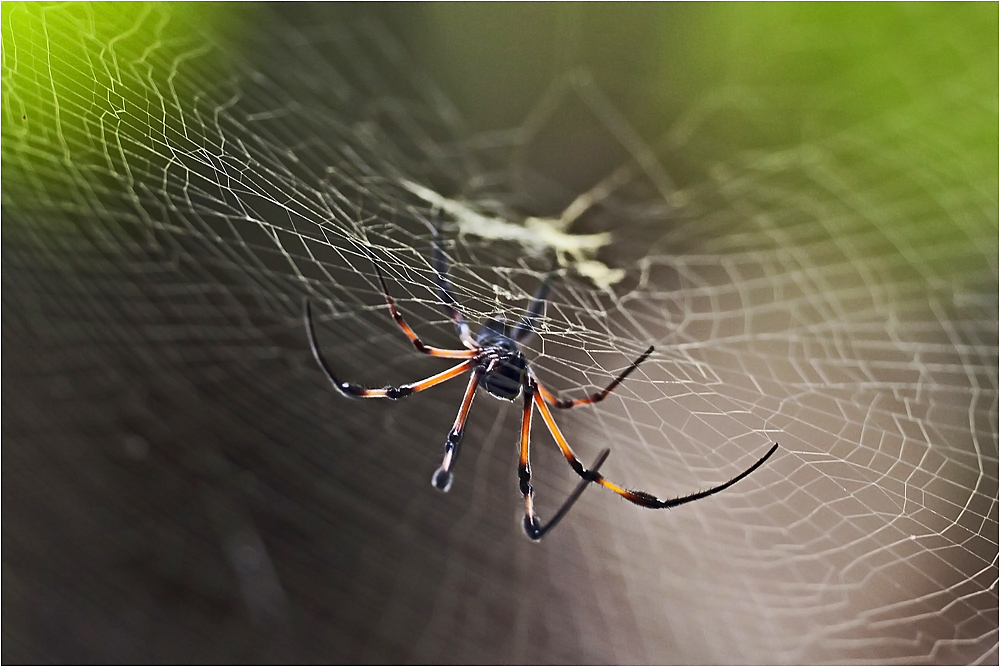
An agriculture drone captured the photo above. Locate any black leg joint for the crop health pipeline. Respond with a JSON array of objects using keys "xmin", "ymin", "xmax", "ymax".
[
  {"xmin": 518, "ymin": 464, "xmax": 533, "ymax": 497},
  {"xmin": 631, "ymin": 490, "xmax": 661, "ymax": 506},
  {"xmin": 523, "ymin": 382, "xmax": 536, "ymax": 400},
  {"xmin": 385, "ymin": 386, "xmax": 414, "ymax": 400}
]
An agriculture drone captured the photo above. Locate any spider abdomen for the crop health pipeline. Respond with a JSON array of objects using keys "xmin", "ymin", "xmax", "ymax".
[{"xmin": 480, "ymin": 351, "xmax": 527, "ymax": 401}]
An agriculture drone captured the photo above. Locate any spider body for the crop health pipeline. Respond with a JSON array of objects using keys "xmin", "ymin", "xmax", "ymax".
[
  {"xmin": 475, "ymin": 319, "xmax": 528, "ymax": 401},
  {"xmin": 305, "ymin": 230, "xmax": 778, "ymax": 540}
]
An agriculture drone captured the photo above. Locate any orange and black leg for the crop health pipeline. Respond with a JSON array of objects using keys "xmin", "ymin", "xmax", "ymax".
[
  {"xmin": 519, "ymin": 382, "xmax": 539, "ymax": 534},
  {"xmin": 535, "ymin": 345, "xmax": 654, "ymax": 409},
  {"xmin": 305, "ymin": 299, "xmax": 475, "ymax": 398},
  {"xmin": 372, "ymin": 262, "xmax": 476, "ymax": 359},
  {"xmin": 519, "ymin": 381, "xmax": 611, "ymax": 540},
  {"xmin": 431, "ymin": 367, "xmax": 483, "ymax": 492},
  {"xmin": 532, "ymin": 384, "xmax": 778, "ymax": 510}
]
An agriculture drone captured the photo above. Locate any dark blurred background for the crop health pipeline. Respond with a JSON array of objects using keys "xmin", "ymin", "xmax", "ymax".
[{"xmin": 3, "ymin": 3, "xmax": 996, "ymax": 664}]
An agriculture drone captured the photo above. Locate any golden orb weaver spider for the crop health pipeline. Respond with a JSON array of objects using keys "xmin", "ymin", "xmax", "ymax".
[{"xmin": 304, "ymin": 233, "xmax": 778, "ymax": 540}]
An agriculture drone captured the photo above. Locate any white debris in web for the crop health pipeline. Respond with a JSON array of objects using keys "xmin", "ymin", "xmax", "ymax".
[{"xmin": 401, "ymin": 179, "xmax": 627, "ymax": 291}]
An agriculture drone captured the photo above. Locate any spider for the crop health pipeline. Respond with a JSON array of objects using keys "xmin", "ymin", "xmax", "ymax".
[{"xmin": 304, "ymin": 238, "xmax": 778, "ymax": 540}]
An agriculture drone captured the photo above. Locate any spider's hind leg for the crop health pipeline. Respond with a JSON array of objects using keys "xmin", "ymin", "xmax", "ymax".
[
  {"xmin": 529, "ymin": 382, "xmax": 778, "ymax": 510},
  {"xmin": 519, "ymin": 380, "xmax": 608, "ymax": 540}
]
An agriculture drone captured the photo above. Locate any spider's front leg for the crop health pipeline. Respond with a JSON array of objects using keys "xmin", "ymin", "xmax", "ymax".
[
  {"xmin": 305, "ymin": 299, "xmax": 474, "ymax": 399},
  {"xmin": 371, "ymin": 263, "xmax": 477, "ymax": 359},
  {"xmin": 431, "ymin": 366, "xmax": 484, "ymax": 492}
]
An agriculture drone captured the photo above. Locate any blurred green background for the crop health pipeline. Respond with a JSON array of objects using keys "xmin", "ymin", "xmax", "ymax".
[{"xmin": 4, "ymin": 1, "xmax": 995, "ymax": 254}]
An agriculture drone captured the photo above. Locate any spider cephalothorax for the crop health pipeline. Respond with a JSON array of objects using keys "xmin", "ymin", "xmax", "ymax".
[{"xmin": 305, "ymin": 232, "xmax": 777, "ymax": 540}]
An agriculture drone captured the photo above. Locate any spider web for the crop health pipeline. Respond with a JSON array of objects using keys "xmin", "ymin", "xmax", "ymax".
[{"xmin": 3, "ymin": 3, "xmax": 996, "ymax": 664}]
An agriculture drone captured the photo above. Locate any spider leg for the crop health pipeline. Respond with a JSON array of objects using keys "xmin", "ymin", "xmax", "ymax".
[
  {"xmin": 431, "ymin": 367, "xmax": 483, "ymax": 492},
  {"xmin": 430, "ymin": 216, "xmax": 476, "ymax": 349},
  {"xmin": 305, "ymin": 299, "xmax": 475, "ymax": 398},
  {"xmin": 520, "ymin": 379, "xmax": 610, "ymax": 540},
  {"xmin": 525, "ymin": 449, "xmax": 610, "ymax": 541},
  {"xmin": 372, "ymin": 262, "xmax": 476, "ymax": 359},
  {"xmin": 531, "ymin": 385, "xmax": 778, "ymax": 509},
  {"xmin": 518, "ymin": 382, "xmax": 539, "ymax": 532},
  {"xmin": 535, "ymin": 345, "xmax": 654, "ymax": 409},
  {"xmin": 510, "ymin": 273, "xmax": 555, "ymax": 344},
  {"xmin": 594, "ymin": 443, "xmax": 779, "ymax": 508}
]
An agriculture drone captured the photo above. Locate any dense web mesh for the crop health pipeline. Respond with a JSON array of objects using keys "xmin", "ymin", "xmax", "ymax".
[{"xmin": 3, "ymin": 4, "xmax": 996, "ymax": 664}]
